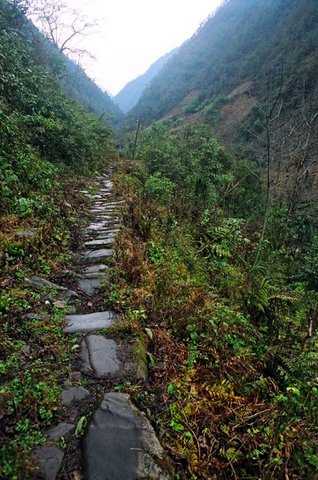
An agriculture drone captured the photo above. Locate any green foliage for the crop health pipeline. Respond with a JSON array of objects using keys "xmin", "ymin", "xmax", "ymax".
[
  {"xmin": 136, "ymin": 123, "xmax": 236, "ymax": 215},
  {"xmin": 115, "ymin": 122, "xmax": 318, "ymax": 479},
  {"xmin": 0, "ymin": 0, "xmax": 114, "ymax": 216},
  {"xmin": 144, "ymin": 173, "xmax": 175, "ymax": 206}
]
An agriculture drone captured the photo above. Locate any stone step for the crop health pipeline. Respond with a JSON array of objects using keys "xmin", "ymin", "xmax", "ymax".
[
  {"xmin": 78, "ymin": 276, "xmax": 103, "ymax": 296},
  {"xmin": 80, "ymin": 248, "xmax": 113, "ymax": 264},
  {"xmin": 86, "ymin": 221, "xmax": 110, "ymax": 231},
  {"xmin": 83, "ymin": 393, "xmax": 170, "ymax": 480},
  {"xmin": 61, "ymin": 386, "xmax": 90, "ymax": 406},
  {"xmin": 34, "ymin": 446, "xmax": 64, "ymax": 480},
  {"xmin": 64, "ymin": 311, "xmax": 117, "ymax": 333},
  {"xmin": 84, "ymin": 238, "xmax": 114, "ymax": 248},
  {"xmin": 82, "ymin": 264, "xmax": 108, "ymax": 275},
  {"xmin": 80, "ymin": 335, "xmax": 121, "ymax": 377}
]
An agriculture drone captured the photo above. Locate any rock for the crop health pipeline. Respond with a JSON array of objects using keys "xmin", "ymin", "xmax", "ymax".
[
  {"xmin": 78, "ymin": 276, "xmax": 102, "ymax": 296},
  {"xmin": 61, "ymin": 386, "xmax": 90, "ymax": 406},
  {"xmin": 83, "ymin": 393, "xmax": 169, "ymax": 480},
  {"xmin": 25, "ymin": 276, "xmax": 78, "ymax": 299},
  {"xmin": 95, "ymin": 229, "xmax": 119, "ymax": 238},
  {"xmin": 34, "ymin": 446, "xmax": 64, "ymax": 480},
  {"xmin": 80, "ymin": 335, "xmax": 121, "ymax": 378},
  {"xmin": 83, "ymin": 264, "xmax": 108, "ymax": 275},
  {"xmin": 80, "ymin": 249, "xmax": 113, "ymax": 264},
  {"xmin": 86, "ymin": 221, "xmax": 109, "ymax": 231},
  {"xmin": 64, "ymin": 311, "xmax": 118, "ymax": 334},
  {"xmin": 47, "ymin": 423, "xmax": 75, "ymax": 440},
  {"xmin": 69, "ymin": 371, "xmax": 82, "ymax": 383},
  {"xmin": 84, "ymin": 238, "xmax": 114, "ymax": 248}
]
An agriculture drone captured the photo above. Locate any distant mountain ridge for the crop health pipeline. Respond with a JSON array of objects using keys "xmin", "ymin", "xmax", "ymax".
[
  {"xmin": 114, "ymin": 48, "xmax": 178, "ymax": 113},
  {"xmin": 126, "ymin": 0, "xmax": 318, "ymax": 204},
  {"xmin": 61, "ymin": 58, "xmax": 123, "ymax": 128},
  {"xmin": 129, "ymin": 0, "xmax": 318, "ymax": 125}
]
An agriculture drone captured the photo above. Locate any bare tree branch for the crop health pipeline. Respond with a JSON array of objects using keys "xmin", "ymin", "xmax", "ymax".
[{"xmin": 28, "ymin": 0, "xmax": 97, "ymax": 60}]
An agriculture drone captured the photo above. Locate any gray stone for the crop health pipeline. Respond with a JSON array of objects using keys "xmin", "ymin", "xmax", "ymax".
[
  {"xmin": 84, "ymin": 238, "xmax": 114, "ymax": 248},
  {"xmin": 86, "ymin": 221, "xmax": 108, "ymax": 231},
  {"xmin": 83, "ymin": 393, "xmax": 169, "ymax": 480},
  {"xmin": 64, "ymin": 311, "xmax": 117, "ymax": 334},
  {"xmin": 47, "ymin": 423, "xmax": 75, "ymax": 440},
  {"xmin": 25, "ymin": 276, "xmax": 78, "ymax": 299},
  {"xmin": 96, "ymin": 229, "xmax": 119, "ymax": 238},
  {"xmin": 78, "ymin": 276, "xmax": 102, "ymax": 296},
  {"xmin": 90, "ymin": 209, "xmax": 107, "ymax": 215},
  {"xmin": 61, "ymin": 386, "xmax": 90, "ymax": 406},
  {"xmin": 35, "ymin": 446, "xmax": 64, "ymax": 480},
  {"xmin": 81, "ymin": 248, "xmax": 113, "ymax": 264},
  {"xmin": 83, "ymin": 264, "xmax": 108, "ymax": 275},
  {"xmin": 80, "ymin": 335, "xmax": 121, "ymax": 377}
]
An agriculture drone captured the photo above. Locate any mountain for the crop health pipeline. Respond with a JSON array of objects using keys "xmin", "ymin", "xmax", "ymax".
[
  {"xmin": 128, "ymin": 0, "xmax": 318, "ymax": 205},
  {"xmin": 0, "ymin": 0, "xmax": 115, "ymax": 215},
  {"xmin": 23, "ymin": 22, "xmax": 123, "ymax": 129},
  {"xmin": 61, "ymin": 58, "xmax": 123, "ymax": 128},
  {"xmin": 114, "ymin": 48, "xmax": 177, "ymax": 113}
]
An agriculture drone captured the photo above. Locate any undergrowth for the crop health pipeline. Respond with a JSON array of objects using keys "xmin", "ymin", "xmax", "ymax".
[
  {"xmin": 0, "ymin": 173, "xmax": 94, "ymax": 479},
  {"xmin": 111, "ymin": 123, "xmax": 318, "ymax": 479},
  {"xmin": 0, "ymin": 2, "xmax": 115, "ymax": 476}
]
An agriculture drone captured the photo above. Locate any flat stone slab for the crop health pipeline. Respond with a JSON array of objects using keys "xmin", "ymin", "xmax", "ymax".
[
  {"xmin": 83, "ymin": 393, "xmax": 169, "ymax": 480},
  {"xmin": 84, "ymin": 238, "xmax": 114, "ymax": 248},
  {"xmin": 95, "ymin": 229, "xmax": 119, "ymax": 238},
  {"xmin": 80, "ymin": 335, "xmax": 121, "ymax": 378},
  {"xmin": 83, "ymin": 264, "xmax": 108, "ymax": 275},
  {"xmin": 61, "ymin": 386, "xmax": 90, "ymax": 406},
  {"xmin": 25, "ymin": 276, "xmax": 76, "ymax": 296},
  {"xmin": 64, "ymin": 311, "xmax": 117, "ymax": 333},
  {"xmin": 78, "ymin": 276, "xmax": 102, "ymax": 296},
  {"xmin": 86, "ymin": 221, "xmax": 109, "ymax": 231},
  {"xmin": 47, "ymin": 423, "xmax": 75, "ymax": 440},
  {"xmin": 34, "ymin": 446, "xmax": 64, "ymax": 480},
  {"xmin": 81, "ymin": 249, "xmax": 113, "ymax": 264}
]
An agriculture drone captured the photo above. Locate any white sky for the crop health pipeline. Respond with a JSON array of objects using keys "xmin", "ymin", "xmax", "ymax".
[{"xmin": 62, "ymin": 0, "xmax": 223, "ymax": 95}]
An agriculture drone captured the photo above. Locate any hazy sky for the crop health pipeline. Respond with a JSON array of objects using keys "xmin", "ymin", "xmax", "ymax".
[{"xmin": 62, "ymin": 0, "xmax": 223, "ymax": 95}]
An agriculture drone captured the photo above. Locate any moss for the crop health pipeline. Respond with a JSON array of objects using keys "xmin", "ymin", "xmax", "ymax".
[{"xmin": 132, "ymin": 334, "xmax": 149, "ymax": 382}]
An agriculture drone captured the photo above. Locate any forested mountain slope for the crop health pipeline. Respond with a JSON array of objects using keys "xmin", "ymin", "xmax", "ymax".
[
  {"xmin": 114, "ymin": 48, "xmax": 177, "ymax": 113},
  {"xmin": 0, "ymin": 0, "xmax": 115, "ymax": 216},
  {"xmin": 22, "ymin": 19, "xmax": 122, "ymax": 129},
  {"xmin": 130, "ymin": 0, "xmax": 318, "ymax": 123},
  {"xmin": 61, "ymin": 58, "xmax": 123, "ymax": 128},
  {"xmin": 128, "ymin": 0, "xmax": 318, "ymax": 205}
]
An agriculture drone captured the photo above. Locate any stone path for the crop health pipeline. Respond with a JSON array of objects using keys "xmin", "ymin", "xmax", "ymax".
[{"xmin": 34, "ymin": 173, "xmax": 169, "ymax": 479}]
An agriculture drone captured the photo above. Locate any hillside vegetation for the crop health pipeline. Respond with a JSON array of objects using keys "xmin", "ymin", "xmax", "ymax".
[
  {"xmin": 114, "ymin": 122, "xmax": 318, "ymax": 479},
  {"xmin": 127, "ymin": 0, "xmax": 318, "ymax": 205},
  {"xmin": 61, "ymin": 58, "xmax": 123, "ymax": 128},
  {"xmin": 0, "ymin": 0, "xmax": 115, "ymax": 216},
  {"xmin": 0, "ymin": 1, "xmax": 115, "ymax": 475},
  {"xmin": 113, "ymin": 2, "xmax": 318, "ymax": 477}
]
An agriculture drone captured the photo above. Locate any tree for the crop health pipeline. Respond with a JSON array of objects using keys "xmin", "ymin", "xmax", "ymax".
[{"xmin": 28, "ymin": 0, "xmax": 97, "ymax": 59}]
